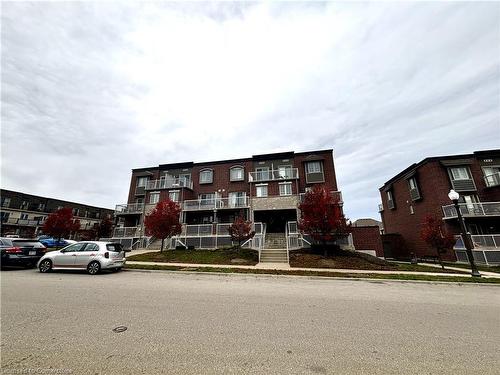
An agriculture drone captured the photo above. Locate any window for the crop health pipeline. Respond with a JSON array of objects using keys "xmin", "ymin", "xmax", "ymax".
[
  {"xmin": 279, "ymin": 183, "xmax": 292, "ymax": 196},
  {"xmin": 1, "ymin": 212, "xmax": 10, "ymax": 222},
  {"xmin": 137, "ymin": 176, "xmax": 148, "ymax": 187},
  {"xmin": 278, "ymin": 166, "xmax": 293, "ymax": 179},
  {"xmin": 407, "ymin": 177, "xmax": 420, "ymax": 200},
  {"xmin": 38, "ymin": 203, "xmax": 45, "ymax": 211},
  {"xmin": 179, "ymin": 174, "xmax": 191, "ymax": 186},
  {"xmin": 450, "ymin": 167, "xmax": 470, "ymax": 180},
  {"xmin": 149, "ymin": 192, "xmax": 160, "ymax": 204},
  {"xmin": 169, "ymin": 190, "xmax": 180, "ymax": 202},
  {"xmin": 82, "ymin": 243, "xmax": 99, "ymax": 252},
  {"xmin": 63, "ymin": 243, "xmax": 86, "ymax": 252},
  {"xmin": 21, "ymin": 201, "xmax": 28, "ymax": 209},
  {"xmin": 230, "ymin": 167, "xmax": 244, "ymax": 181},
  {"xmin": 386, "ymin": 190, "xmax": 395, "ymax": 209},
  {"xmin": 228, "ymin": 192, "xmax": 246, "ymax": 207},
  {"xmin": 256, "ymin": 185, "xmax": 268, "ymax": 197},
  {"xmin": 73, "ymin": 208, "xmax": 80, "ymax": 216},
  {"xmin": 306, "ymin": 161, "xmax": 322, "ymax": 174},
  {"xmin": 2, "ymin": 197, "xmax": 10, "ymax": 207},
  {"xmin": 483, "ymin": 166, "xmax": 500, "ymax": 187},
  {"xmin": 199, "ymin": 193, "xmax": 215, "ymax": 204},
  {"xmin": 255, "ymin": 167, "xmax": 269, "ymax": 181},
  {"xmin": 20, "ymin": 213, "xmax": 28, "ymax": 220},
  {"xmin": 200, "ymin": 169, "xmax": 213, "ymax": 184}
]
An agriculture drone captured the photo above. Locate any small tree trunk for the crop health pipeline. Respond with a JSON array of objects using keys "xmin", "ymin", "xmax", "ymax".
[
  {"xmin": 161, "ymin": 238, "xmax": 164, "ymax": 253},
  {"xmin": 437, "ymin": 250, "xmax": 444, "ymax": 270}
]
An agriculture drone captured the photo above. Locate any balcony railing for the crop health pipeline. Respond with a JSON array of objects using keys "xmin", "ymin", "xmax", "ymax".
[
  {"xmin": 115, "ymin": 203, "xmax": 144, "ymax": 215},
  {"xmin": 145, "ymin": 177, "xmax": 193, "ymax": 190},
  {"xmin": 1, "ymin": 218, "xmax": 45, "ymax": 226},
  {"xmin": 248, "ymin": 168, "xmax": 299, "ymax": 182},
  {"xmin": 484, "ymin": 172, "xmax": 500, "ymax": 187},
  {"xmin": 183, "ymin": 197, "xmax": 250, "ymax": 211},
  {"xmin": 113, "ymin": 226, "xmax": 141, "ymax": 238},
  {"xmin": 442, "ymin": 202, "xmax": 500, "ymax": 219}
]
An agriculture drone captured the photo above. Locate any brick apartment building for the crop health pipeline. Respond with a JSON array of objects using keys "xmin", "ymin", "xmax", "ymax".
[
  {"xmin": 0, "ymin": 189, "xmax": 114, "ymax": 239},
  {"xmin": 379, "ymin": 149, "xmax": 500, "ymax": 264},
  {"xmin": 110, "ymin": 149, "xmax": 351, "ymax": 257}
]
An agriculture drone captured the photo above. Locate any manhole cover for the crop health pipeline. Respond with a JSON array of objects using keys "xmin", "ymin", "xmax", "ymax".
[{"xmin": 112, "ymin": 326, "xmax": 128, "ymax": 333}]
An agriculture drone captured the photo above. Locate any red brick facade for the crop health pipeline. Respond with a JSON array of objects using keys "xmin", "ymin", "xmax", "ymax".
[
  {"xmin": 351, "ymin": 226, "xmax": 384, "ymax": 257},
  {"xmin": 379, "ymin": 150, "xmax": 500, "ymax": 260}
]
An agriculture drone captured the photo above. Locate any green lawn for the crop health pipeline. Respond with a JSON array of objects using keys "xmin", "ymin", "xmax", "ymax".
[
  {"xmin": 124, "ymin": 263, "xmax": 500, "ymax": 284},
  {"xmin": 127, "ymin": 248, "xmax": 259, "ymax": 266},
  {"xmin": 442, "ymin": 262, "xmax": 500, "ymax": 273}
]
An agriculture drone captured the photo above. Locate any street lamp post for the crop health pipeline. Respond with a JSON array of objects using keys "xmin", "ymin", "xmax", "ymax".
[{"xmin": 448, "ymin": 189, "xmax": 481, "ymax": 277}]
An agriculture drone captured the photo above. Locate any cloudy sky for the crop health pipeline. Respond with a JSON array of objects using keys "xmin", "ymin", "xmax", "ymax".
[{"xmin": 1, "ymin": 1, "xmax": 499, "ymax": 220}]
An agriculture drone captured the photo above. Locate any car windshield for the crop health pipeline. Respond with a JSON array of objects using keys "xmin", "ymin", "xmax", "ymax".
[{"xmin": 106, "ymin": 244, "xmax": 123, "ymax": 252}]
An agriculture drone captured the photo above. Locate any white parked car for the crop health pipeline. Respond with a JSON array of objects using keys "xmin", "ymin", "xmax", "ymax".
[{"xmin": 37, "ymin": 241, "xmax": 127, "ymax": 275}]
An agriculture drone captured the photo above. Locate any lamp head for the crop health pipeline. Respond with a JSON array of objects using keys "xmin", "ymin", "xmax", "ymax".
[{"xmin": 448, "ymin": 189, "xmax": 459, "ymax": 202}]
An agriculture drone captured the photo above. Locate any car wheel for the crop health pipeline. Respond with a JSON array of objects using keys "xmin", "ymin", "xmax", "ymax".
[
  {"xmin": 115, "ymin": 267, "xmax": 122, "ymax": 272},
  {"xmin": 87, "ymin": 261, "xmax": 101, "ymax": 275},
  {"xmin": 39, "ymin": 259, "xmax": 52, "ymax": 273}
]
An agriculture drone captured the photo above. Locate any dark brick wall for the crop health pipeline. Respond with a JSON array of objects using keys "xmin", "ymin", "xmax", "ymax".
[
  {"xmin": 351, "ymin": 226, "xmax": 384, "ymax": 257},
  {"xmin": 380, "ymin": 153, "xmax": 500, "ymax": 259}
]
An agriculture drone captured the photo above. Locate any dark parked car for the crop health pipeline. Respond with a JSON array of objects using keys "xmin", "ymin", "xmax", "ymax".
[{"xmin": 1, "ymin": 238, "xmax": 47, "ymax": 268}]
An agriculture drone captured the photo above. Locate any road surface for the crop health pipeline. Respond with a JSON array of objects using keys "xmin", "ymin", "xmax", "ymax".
[{"xmin": 1, "ymin": 268, "xmax": 499, "ymax": 374}]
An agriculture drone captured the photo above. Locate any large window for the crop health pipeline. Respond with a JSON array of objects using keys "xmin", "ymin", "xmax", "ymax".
[
  {"xmin": 169, "ymin": 190, "xmax": 180, "ymax": 202},
  {"xmin": 450, "ymin": 167, "xmax": 470, "ymax": 180},
  {"xmin": 306, "ymin": 161, "xmax": 322, "ymax": 174},
  {"xmin": 256, "ymin": 185, "xmax": 268, "ymax": 198},
  {"xmin": 230, "ymin": 166, "xmax": 244, "ymax": 181},
  {"xmin": 137, "ymin": 176, "xmax": 148, "ymax": 187},
  {"xmin": 483, "ymin": 166, "xmax": 500, "ymax": 187},
  {"xmin": 149, "ymin": 192, "xmax": 160, "ymax": 204},
  {"xmin": 278, "ymin": 166, "xmax": 293, "ymax": 179},
  {"xmin": 407, "ymin": 177, "xmax": 421, "ymax": 200},
  {"xmin": 228, "ymin": 192, "xmax": 246, "ymax": 207},
  {"xmin": 200, "ymin": 169, "xmax": 213, "ymax": 184},
  {"xmin": 279, "ymin": 182, "xmax": 292, "ymax": 196},
  {"xmin": 2, "ymin": 198, "xmax": 10, "ymax": 207}
]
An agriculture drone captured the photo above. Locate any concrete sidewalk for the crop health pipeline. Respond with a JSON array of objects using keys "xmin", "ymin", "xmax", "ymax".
[{"xmin": 125, "ymin": 260, "xmax": 500, "ymax": 278}]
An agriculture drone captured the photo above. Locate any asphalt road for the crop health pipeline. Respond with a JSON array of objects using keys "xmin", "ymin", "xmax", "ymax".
[{"xmin": 1, "ymin": 268, "xmax": 499, "ymax": 375}]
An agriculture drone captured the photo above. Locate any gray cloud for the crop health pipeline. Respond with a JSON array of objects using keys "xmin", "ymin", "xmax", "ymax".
[{"xmin": 1, "ymin": 2, "xmax": 499, "ymax": 219}]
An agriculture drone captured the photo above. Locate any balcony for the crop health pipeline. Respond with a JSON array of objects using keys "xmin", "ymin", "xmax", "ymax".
[
  {"xmin": 183, "ymin": 197, "xmax": 250, "ymax": 211},
  {"xmin": 453, "ymin": 234, "xmax": 500, "ymax": 265},
  {"xmin": 248, "ymin": 168, "xmax": 299, "ymax": 183},
  {"xmin": 442, "ymin": 202, "xmax": 500, "ymax": 219},
  {"xmin": 113, "ymin": 226, "xmax": 141, "ymax": 238},
  {"xmin": 115, "ymin": 203, "xmax": 144, "ymax": 215},
  {"xmin": 1, "ymin": 218, "xmax": 44, "ymax": 226},
  {"xmin": 145, "ymin": 177, "xmax": 193, "ymax": 190},
  {"xmin": 484, "ymin": 172, "xmax": 500, "ymax": 187}
]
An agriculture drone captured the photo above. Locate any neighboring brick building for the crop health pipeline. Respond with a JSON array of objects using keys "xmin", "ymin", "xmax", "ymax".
[
  {"xmin": 0, "ymin": 189, "xmax": 114, "ymax": 239},
  {"xmin": 111, "ymin": 150, "xmax": 343, "ymax": 256},
  {"xmin": 379, "ymin": 150, "xmax": 500, "ymax": 264}
]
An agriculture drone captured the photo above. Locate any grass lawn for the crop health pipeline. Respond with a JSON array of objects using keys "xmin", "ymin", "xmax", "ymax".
[
  {"xmin": 289, "ymin": 249, "xmax": 469, "ymax": 274},
  {"xmin": 442, "ymin": 262, "xmax": 500, "ymax": 274},
  {"xmin": 127, "ymin": 248, "xmax": 259, "ymax": 266},
  {"xmin": 124, "ymin": 263, "xmax": 500, "ymax": 284}
]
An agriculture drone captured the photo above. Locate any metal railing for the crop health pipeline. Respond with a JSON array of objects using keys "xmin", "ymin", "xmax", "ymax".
[
  {"xmin": 484, "ymin": 172, "xmax": 500, "ymax": 187},
  {"xmin": 182, "ymin": 196, "xmax": 249, "ymax": 211},
  {"xmin": 442, "ymin": 202, "xmax": 500, "ymax": 218},
  {"xmin": 454, "ymin": 234, "xmax": 500, "ymax": 250},
  {"xmin": 146, "ymin": 177, "xmax": 193, "ymax": 190},
  {"xmin": 115, "ymin": 203, "xmax": 144, "ymax": 215},
  {"xmin": 249, "ymin": 168, "xmax": 299, "ymax": 182},
  {"xmin": 453, "ymin": 234, "xmax": 500, "ymax": 265},
  {"xmin": 1, "ymin": 218, "xmax": 45, "ymax": 226},
  {"xmin": 113, "ymin": 226, "xmax": 141, "ymax": 238}
]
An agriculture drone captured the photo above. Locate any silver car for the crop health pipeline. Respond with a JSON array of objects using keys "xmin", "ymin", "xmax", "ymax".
[{"xmin": 37, "ymin": 241, "xmax": 127, "ymax": 275}]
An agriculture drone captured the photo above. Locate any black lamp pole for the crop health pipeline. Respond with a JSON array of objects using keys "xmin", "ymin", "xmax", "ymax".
[{"xmin": 451, "ymin": 198, "xmax": 481, "ymax": 277}]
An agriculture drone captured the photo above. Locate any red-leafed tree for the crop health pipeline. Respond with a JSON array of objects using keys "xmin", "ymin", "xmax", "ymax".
[
  {"xmin": 144, "ymin": 199, "xmax": 182, "ymax": 252},
  {"xmin": 420, "ymin": 215, "xmax": 456, "ymax": 269},
  {"xmin": 298, "ymin": 185, "xmax": 351, "ymax": 257},
  {"xmin": 43, "ymin": 207, "xmax": 81, "ymax": 242},
  {"xmin": 96, "ymin": 216, "xmax": 113, "ymax": 239},
  {"xmin": 227, "ymin": 215, "xmax": 255, "ymax": 249}
]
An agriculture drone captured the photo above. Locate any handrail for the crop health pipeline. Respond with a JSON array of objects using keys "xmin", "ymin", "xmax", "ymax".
[
  {"xmin": 146, "ymin": 177, "xmax": 193, "ymax": 190},
  {"xmin": 249, "ymin": 168, "xmax": 299, "ymax": 182},
  {"xmin": 442, "ymin": 202, "xmax": 500, "ymax": 218}
]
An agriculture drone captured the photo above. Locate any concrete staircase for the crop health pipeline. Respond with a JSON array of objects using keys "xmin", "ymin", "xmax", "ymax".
[{"xmin": 260, "ymin": 233, "xmax": 288, "ymax": 263}]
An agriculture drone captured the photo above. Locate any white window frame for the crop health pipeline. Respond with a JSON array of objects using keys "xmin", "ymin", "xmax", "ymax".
[
  {"xmin": 20, "ymin": 213, "xmax": 29, "ymax": 220},
  {"xmin": 387, "ymin": 191, "xmax": 393, "ymax": 201},
  {"xmin": 230, "ymin": 166, "xmax": 244, "ymax": 181},
  {"xmin": 279, "ymin": 182, "xmax": 292, "ymax": 196},
  {"xmin": 255, "ymin": 167, "xmax": 269, "ymax": 181},
  {"xmin": 149, "ymin": 192, "xmax": 160, "ymax": 204},
  {"xmin": 228, "ymin": 192, "xmax": 246, "ymax": 207},
  {"xmin": 137, "ymin": 176, "xmax": 148, "ymax": 187},
  {"xmin": 306, "ymin": 161, "xmax": 322, "ymax": 174},
  {"xmin": 169, "ymin": 190, "xmax": 180, "ymax": 202},
  {"xmin": 408, "ymin": 177, "xmax": 417, "ymax": 190},
  {"xmin": 278, "ymin": 165, "xmax": 292, "ymax": 179},
  {"xmin": 256, "ymin": 184, "xmax": 268, "ymax": 198},
  {"xmin": 199, "ymin": 169, "xmax": 213, "ymax": 184},
  {"xmin": 449, "ymin": 166, "xmax": 471, "ymax": 180}
]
